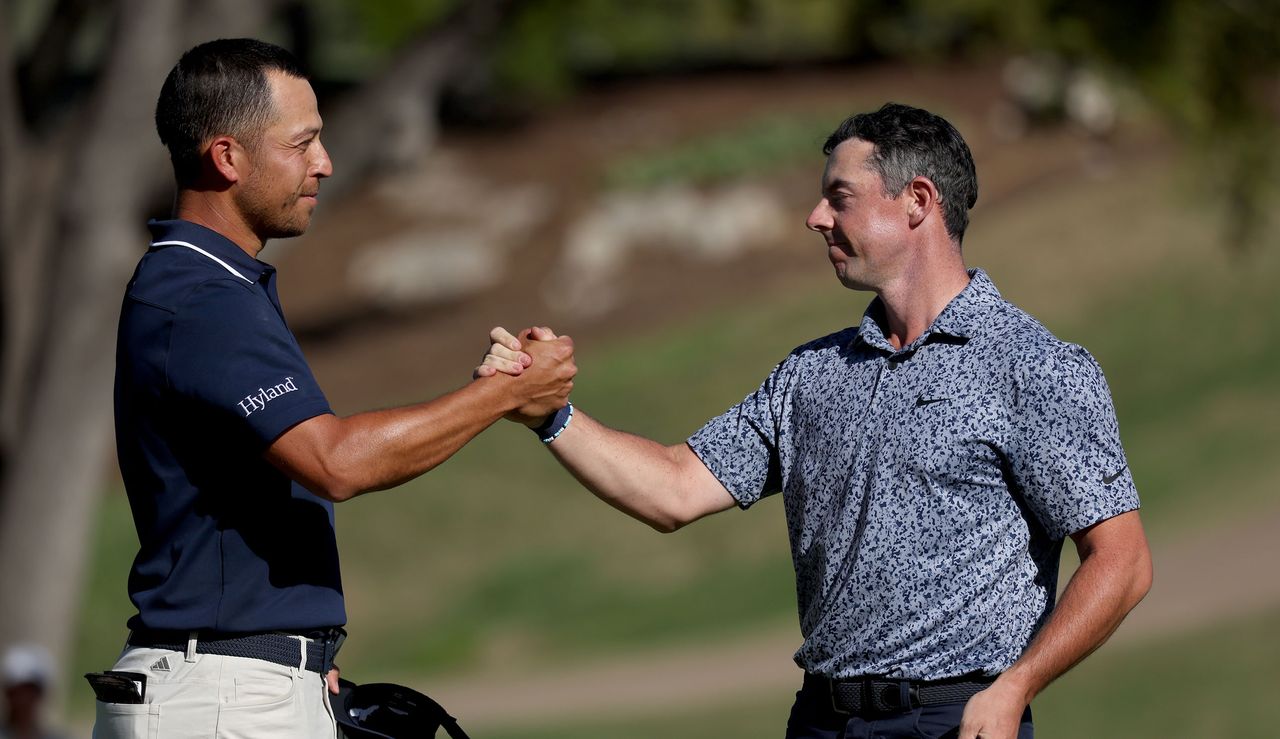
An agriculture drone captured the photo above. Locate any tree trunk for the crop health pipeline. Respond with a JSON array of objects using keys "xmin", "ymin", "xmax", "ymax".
[{"xmin": 0, "ymin": 0, "xmax": 183, "ymax": 669}]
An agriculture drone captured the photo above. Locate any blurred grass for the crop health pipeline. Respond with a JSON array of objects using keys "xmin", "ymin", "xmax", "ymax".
[
  {"xmin": 603, "ymin": 111, "xmax": 848, "ymax": 190},
  {"xmin": 70, "ymin": 150, "xmax": 1280, "ymax": 725},
  {"xmin": 479, "ymin": 606, "xmax": 1280, "ymax": 739}
]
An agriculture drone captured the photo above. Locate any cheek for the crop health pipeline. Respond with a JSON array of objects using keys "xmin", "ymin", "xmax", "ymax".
[{"xmin": 860, "ymin": 204, "xmax": 903, "ymax": 239}]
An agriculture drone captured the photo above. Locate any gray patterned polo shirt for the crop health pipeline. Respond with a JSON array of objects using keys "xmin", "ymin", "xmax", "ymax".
[{"xmin": 688, "ymin": 269, "xmax": 1139, "ymax": 681}]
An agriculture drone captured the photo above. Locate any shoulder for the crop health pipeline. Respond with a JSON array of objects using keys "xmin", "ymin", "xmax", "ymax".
[
  {"xmin": 974, "ymin": 298, "xmax": 1096, "ymax": 372},
  {"xmin": 761, "ymin": 326, "xmax": 859, "ymax": 382},
  {"xmin": 171, "ymin": 276, "xmax": 264, "ymax": 319},
  {"xmin": 740, "ymin": 327, "xmax": 858, "ymax": 396},
  {"xmin": 128, "ymin": 246, "xmax": 257, "ymax": 311},
  {"xmin": 787, "ymin": 326, "xmax": 860, "ymax": 363},
  {"xmin": 991, "ymin": 309, "xmax": 1110, "ymax": 407},
  {"xmin": 164, "ymin": 278, "xmax": 284, "ymax": 352}
]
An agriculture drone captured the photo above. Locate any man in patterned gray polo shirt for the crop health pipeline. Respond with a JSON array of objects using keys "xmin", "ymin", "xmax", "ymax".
[{"xmin": 480, "ymin": 103, "xmax": 1152, "ymax": 739}]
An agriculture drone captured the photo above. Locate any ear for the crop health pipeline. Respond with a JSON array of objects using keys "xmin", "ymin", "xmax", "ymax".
[
  {"xmin": 905, "ymin": 176, "xmax": 940, "ymax": 229},
  {"xmin": 206, "ymin": 135, "xmax": 247, "ymax": 185}
]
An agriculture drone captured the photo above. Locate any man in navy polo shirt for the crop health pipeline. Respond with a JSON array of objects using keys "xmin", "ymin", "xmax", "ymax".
[
  {"xmin": 95, "ymin": 39, "xmax": 575, "ymax": 739},
  {"xmin": 478, "ymin": 104, "xmax": 1153, "ymax": 738}
]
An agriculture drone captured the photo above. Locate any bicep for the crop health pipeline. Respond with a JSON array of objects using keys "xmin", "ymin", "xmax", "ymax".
[
  {"xmin": 1069, "ymin": 509, "xmax": 1151, "ymax": 564},
  {"xmin": 672, "ymin": 443, "xmax": 738, "ymax": 522},
  {"xmin": 264, "ymin": 414, "xmax": 346, "ymax": 500},
  {"xmin": 170, "ymin": 280, "xmax": 332, "ymax": 447}
]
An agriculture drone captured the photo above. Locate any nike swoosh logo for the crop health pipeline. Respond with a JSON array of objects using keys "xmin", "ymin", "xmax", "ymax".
[
  {"xmin": 1103, "ymin": 466, "xmax": 1128, "ymax": 484},
  {"xmin": 915, "ymin": 396, "xmax": 949, "ymax": 407}
]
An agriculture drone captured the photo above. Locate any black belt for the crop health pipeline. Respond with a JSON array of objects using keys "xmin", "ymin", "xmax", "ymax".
[
  {"xmin": 804, "ymin": 671, "xmax": 995, "ymax": 715},
  {"xmin": 128, "ymin": 628, "xmax": 345, "ymax": 674}
]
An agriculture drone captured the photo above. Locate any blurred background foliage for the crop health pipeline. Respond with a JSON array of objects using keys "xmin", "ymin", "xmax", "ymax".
[
  {"xmin": 13, "ymin": 0, "xmax": 1274, "ymax": 234},
  {"xmin": 291, "ymin": 0, "xmax": 1279, "ymax": 245}
]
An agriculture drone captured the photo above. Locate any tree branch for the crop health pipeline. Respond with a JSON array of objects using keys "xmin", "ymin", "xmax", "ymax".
[
  {"xmin": 320, "ymin": 0, "xmax": 527, "ymax": 197},
  {"xmin": 16, "ymin": 0, "xmax": 98, "ymax": 121}
]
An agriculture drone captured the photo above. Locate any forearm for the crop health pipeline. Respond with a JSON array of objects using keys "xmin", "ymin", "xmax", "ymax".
[
  {"xmin": 546, "ymin": 410, "xmax": 723, "ymax": 532},
  {"xmin": 957, "ymin": 511, "xmax": 1150, "ymax": 739},
  {"xmin": 273, "ymin": 375, "xmax": 520, "ymax": 501},
  {"xmin": 995, "ymin": 524, "xmax": 1152, "ymax": 702}
]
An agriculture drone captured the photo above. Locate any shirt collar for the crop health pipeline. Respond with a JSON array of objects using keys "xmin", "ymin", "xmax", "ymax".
[
  {"xmin": 854, "ymin": 268, "xmax": 1003, "ymax": 353},
  {"xmin": 146, "ymin": 219, "xmax": 273, "ymax": 283}
]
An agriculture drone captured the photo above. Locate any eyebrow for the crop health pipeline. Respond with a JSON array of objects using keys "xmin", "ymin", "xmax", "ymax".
[
  {"xmin": 823, "ymin": 178, "xmax": 856, "ymax": 195},
  {"xmin": 289, "ymin": 125, "xmax": 322, "ymax": 142}
]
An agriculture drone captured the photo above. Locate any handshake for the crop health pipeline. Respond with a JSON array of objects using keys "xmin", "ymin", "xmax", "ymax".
[{"xmin": 473, "ymin": 325, "xmax": 577, "ymax": 428}]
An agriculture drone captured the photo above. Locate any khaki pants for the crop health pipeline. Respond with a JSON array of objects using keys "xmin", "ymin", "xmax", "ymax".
[{"xmin": 92, "ymin": 641, "xmax": 337, "ymax": 739}]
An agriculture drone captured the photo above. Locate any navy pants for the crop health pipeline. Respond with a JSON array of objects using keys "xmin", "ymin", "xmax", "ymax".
[{"xmin": 784, "ymin": 680, "xmax": 1034, "ymax": 739}]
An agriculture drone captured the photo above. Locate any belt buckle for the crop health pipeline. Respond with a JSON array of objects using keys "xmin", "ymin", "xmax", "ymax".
[
  {"xmin": 321, "ymin": 627, "xmax": 347, "ymax": 673},
  {"xmin": 867, "ymin": 680, "xmax": 920, "ymax": 713},
  {"xmin": 870, "ymin": 680, "xmax": 894, "ymax": 713}
]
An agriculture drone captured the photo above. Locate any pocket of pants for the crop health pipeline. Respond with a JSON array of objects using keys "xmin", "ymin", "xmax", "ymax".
[
  {"xmin": 912, "ymin": 704, "xmax": 963, "ymax": 739},
  {"xmin": 92, "ymin": 700, "xmax": 160, "ymax": 739},
  {"xmin": 230, "ymin": 667, "xmax": 298, "ymax": 709},
  {"xmin": 216, "ymin": 669, "xmax": 302, "ymax": 738}
]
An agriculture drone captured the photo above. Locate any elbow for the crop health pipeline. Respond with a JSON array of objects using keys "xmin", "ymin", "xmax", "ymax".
[
  {"xmin": 1131, "ymin": 546, "xmax": 1154, "ymax": 605},
  {"xmin": 647, "ymin": 515, "xmax": 686, "ymax": 534},
  {"xmin": 307, "ymin": 460, "xmax": 365, "ymax": 503},
  {"xmin": 308, "ymin": 478, "xmax": 359, "ymax": 503},
  {"xmin": 318, "ymin": 484, "xmax": 359, "ymax": 503},
  {"xmin": 645, "ymin": 500, "xmax": 700, "ymax": 534}
]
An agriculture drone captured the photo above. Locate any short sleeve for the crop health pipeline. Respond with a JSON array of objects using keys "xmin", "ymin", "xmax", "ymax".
[
  {"xmin": 1007, "ymin": 342, "xmax": 1140, "ymax": 539},
  {"xmin": 168, "ymin": 279, "xmax": 332, "ymax": 447},
  {"xmin": 687, "ymin": 356, "xmax": 794, "ymax": 509}
]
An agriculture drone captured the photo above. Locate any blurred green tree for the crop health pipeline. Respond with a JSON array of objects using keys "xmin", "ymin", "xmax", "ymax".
[{"xmin": 479, "ymin": 0, "xmax": 1277, "ymax": 248}]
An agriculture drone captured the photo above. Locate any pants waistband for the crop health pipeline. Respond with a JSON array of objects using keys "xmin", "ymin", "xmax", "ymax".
[
  {"xmin": 127, "ymin": 628, "xmax": 345, "ymax": 674},
  {"xmin": 803, "ymin": 671, "xmax": 996, "ymax": 715}
]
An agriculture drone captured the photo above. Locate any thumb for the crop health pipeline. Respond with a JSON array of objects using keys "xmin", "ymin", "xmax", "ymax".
[{"xmin": 529, "ymin": 325, "xmax": 559, "ymax": 341}]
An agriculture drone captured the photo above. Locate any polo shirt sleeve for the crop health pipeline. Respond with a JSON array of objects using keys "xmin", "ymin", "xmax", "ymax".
[
  {"xmin": 687, "ymin": 354, "xmax": 794, "ymax": 509},
  {"xmin": 167, "ymin": 278, "xmax": 333, "ymax": 448},
  {"xmin": 1007, "ymin": 342, "xmax": 1140, "ymax": 539}
]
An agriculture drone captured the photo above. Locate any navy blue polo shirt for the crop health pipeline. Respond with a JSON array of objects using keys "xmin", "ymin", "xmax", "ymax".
[{"xmin": 114, "ymin": 219, "xmax": 345, "ymax": 633}]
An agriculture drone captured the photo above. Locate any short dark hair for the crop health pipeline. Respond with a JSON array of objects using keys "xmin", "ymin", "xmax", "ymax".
[
  {"xmin": 823, "ymin": 103, "xmax": 978, "ymax": 244},
  {"xmin": 155, "ymin": 38, "xmax": 305, "ymax": 187}
]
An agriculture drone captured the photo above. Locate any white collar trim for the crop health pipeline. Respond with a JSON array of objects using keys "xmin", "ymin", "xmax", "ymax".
[{"xmin": 151, "ymin": 240, "xmax": 254, "ymax": 283}]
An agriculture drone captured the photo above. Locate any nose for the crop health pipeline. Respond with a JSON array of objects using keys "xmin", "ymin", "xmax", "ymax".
[
  {"xmin": 806, "ymin": 200, "xmax": 832, "ymax": 233},
  {"xmin": 312, "ymin": 138, "xmax": 334, "ymax": 179}
]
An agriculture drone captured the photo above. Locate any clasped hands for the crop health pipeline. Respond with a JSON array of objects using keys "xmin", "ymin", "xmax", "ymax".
[{"xmin": 474, "ymin": 326, "xmax": 575, "ymax": 426}]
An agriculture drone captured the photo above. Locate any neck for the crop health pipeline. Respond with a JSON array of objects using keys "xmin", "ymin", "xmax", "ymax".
[
  {"xmin": 875, "ymin": 248, "xmax": 971, "ymax": 350},
  {"xmin": 173, "ymin": 189, "xmax": 264, "ymax": 258}
]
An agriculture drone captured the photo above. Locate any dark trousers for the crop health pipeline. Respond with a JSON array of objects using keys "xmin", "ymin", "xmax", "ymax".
[{"xmin": 783, "ymin": 679, "xmax": 1034, "ymax": 739}]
